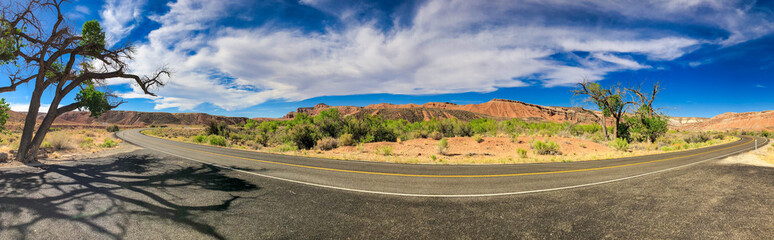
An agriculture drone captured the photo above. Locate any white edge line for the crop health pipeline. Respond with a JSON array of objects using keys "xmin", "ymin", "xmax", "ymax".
[{"xmin": 119, "ymin": 131, "xmax": 768, "ymax": 198}]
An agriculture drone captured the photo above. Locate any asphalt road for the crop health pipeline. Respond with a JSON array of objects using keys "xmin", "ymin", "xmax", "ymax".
[
  {"xmin": 0, "ymin": 130, "xmax": 771, "ymax": 239},
  {"xmin": 117, "ymin": 129, "xmax": 768, "ymax": 197}
]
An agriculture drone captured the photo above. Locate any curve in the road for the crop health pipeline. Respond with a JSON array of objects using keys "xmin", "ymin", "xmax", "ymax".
[{"xmin": 117, "ymin": 129, "xmax": 768, "ymax": 197}]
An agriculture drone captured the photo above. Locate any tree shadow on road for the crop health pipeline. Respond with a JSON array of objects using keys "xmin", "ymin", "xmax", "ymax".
[{"xmin": 0, "ymin": 152, "xmax": 259, "ymax": 239}]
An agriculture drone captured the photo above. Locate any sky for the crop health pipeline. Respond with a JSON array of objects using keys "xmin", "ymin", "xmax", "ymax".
[{"xmin": 2, "ymin": 0, "xmax": 774, "ymax": 118}]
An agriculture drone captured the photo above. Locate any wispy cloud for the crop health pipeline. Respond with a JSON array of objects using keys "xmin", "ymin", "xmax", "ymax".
[
  {"xmin": 756, "ymin": 84, "xmax": 766, "ymax": 88},
  {"xmin": 114, "ymin": 0, "xmax": 774, "ymax": 111},
  {"xmin": 100, "ymin": 0, "xmax": 146, "ymax": 46}
]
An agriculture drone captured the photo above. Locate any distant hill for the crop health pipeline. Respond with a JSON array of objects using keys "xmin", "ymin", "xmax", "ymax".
[
  {"xmin": 678, "ymin": 111, "xmax": 774, "ymax": 131},
  {"xmin": 6, "ymin": 110, "xmax": 247, "ymax": 126}
]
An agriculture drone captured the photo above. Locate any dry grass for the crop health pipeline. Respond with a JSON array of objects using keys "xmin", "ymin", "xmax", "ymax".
[
  {"xmin": 759, "ymin": 143, "xmax": 774, "ymax": 165},
  {"xmin": 0, "ymin": 127, "xmax": 122, "ymax": 161}
]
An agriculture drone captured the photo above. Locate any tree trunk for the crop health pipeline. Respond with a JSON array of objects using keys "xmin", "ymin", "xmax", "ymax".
[
  {"xmin": 23, "ymin": 95, "xmax": 65, "ymax": 162},
  {"xmin": 613, "ymin": 117, "xmax": 620, "ymax": 140},
  {"xmin": 16, "ymin": 83, "xmax": 44, "ymax": 163},
  {"xmin": 601, "ymin": 114, "xmax": 609, "ymax": 141}
]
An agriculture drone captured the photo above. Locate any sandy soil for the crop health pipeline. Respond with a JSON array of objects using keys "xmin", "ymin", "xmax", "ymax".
[
  {"xmin": 716, "ymin": 141, "xmax": 774, "ymax": 167},
  {"xmin": 287, "ymin": 136, "xmax": 738, "ymax": 164},
  {"xmin": 0, "ymin": 128, "xmax": 133, "ymax": 168}
]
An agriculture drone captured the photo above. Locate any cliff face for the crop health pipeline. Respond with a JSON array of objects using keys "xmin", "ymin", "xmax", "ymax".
[
  {"xmin": 283, "ymin": 103, "xmax": 363, "ymax": 119},
  {"xmin": 282, "ymin": 99, "xmax": 611, "ymax": 124},
  {"xmin": 678, "ymin": 111, "xmax": 774, "ymax": 131}
]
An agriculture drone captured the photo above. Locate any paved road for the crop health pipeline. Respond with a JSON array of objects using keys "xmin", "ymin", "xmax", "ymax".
[
  {"xmin": 118, "ymin": 129, "xmax": 768, "ymax": 197},
  {"xmin": 0, "ymin": 131, "xmax": 771, "ymax": 239}
]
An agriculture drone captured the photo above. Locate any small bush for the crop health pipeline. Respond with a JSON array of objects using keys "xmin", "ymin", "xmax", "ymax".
[
  {"xmin": 100, "ymin": 139, "xmax": 118, "ymax": 148},
  {"xmin": 430, "ymin": 154, "xmax": 437, "ymax": 161},
  {"xmin": 517, "ymin": 148, "xmax": 528, "ymax": 158},
  {"xmin": 684, "ymin": 133, "xmax": 710, "ymax": 143},
  {"xmin": 437, "ymin": 138, "xmax": 449, "ymax": 155},
  {"xmin": 317, "ymin": 137, "xmax": 338, "ymax": 150},
  {"xmin": 609, "ymin": 138, "xmax": 629, "ymax": 151},
  {"xmin": 338, "ymin": 133, "xmax": 355, "ymax": 146},
  {"xmin": 357, "ymin": 143, "xmax": 365, "ymax": 153},
  {"xmin": 429, "ymin": 131, "xmax": 443, "ymax": 140},
  {"xmin": 193, "ymin": 135, "xmax": 207, "ymax": 143},
  {"xmin": 41, "ymin": 141, "xmax": 52, "ymax": 148},
  {"xmin": 473, "ymin": 134, "xmax": 484, "ymax": 143},
  {"xmin": 377, "ymin": 146, "xmax": 393, "ymax": 156},
  {"xmin": 79, "ymin": 137, "xmax": 95, "ymax": 149},
  {"xmin": 532, "ymin": 140, "xmax": 560, "ymax": 155},
  {"xmin": 275, "ymin": 142, "xmax": 298, "ymax": 152},
  {"xmin": 106, "ymin": 125, "xmax": 120, "ymax": 132},
  {"xmin": 208, "ymin": 135, "xmax": 227, "ymax": 146},
  {"xmin": 48, "ymin": 133, "xmax": 74, "ymax": 150}
]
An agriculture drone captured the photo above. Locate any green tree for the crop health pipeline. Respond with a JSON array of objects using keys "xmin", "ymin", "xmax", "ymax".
[
  {"xmin": 0, "ymin": 98, "xmax": 9, "ymax": 132},
  {"xmin": 0, "ymin": 1, "xmax": 169, "ymax": 162}
]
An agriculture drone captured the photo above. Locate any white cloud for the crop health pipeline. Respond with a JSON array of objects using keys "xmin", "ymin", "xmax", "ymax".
[
  {"xmin": 74, "ymin": 5, "xmax": 90, "ymax": 15},
  {"xmin": 115, "ymin": 0, "xmax": 774, "ymax": 111},
  {"xmin": 100, "ymin": 0, "xmax": 146, "ymax": 46},
  {"xmin": 10, "ymin": 103, "xmax": 50, "ymax": 113}
]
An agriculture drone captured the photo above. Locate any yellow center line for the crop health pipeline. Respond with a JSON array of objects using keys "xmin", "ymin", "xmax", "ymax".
[{"xmin": 130, "ymin": 131, "xmax": 754, "ymax": 178}]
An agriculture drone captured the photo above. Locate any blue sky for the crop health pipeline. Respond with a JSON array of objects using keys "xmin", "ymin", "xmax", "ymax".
[{"xmin": 2, "ymin": 0, "xmax": 774, "ymax": 118}]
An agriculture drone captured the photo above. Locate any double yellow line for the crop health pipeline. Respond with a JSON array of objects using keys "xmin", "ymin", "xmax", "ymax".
[{"xmin": 133, "ymin": 131, "xmax": 753, "ymax": 178}]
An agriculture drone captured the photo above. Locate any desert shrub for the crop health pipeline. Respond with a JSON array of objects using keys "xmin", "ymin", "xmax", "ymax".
[
  {"xmin": 49, "ymin": 134, "xmax": 74, "ymax": 150},
  {"xmin": 468, "ymin": 118, "xmax": 497, "ymax": 136},
  {"xmin": 473, "ymin": 134, "xmax": 484, "ymax": 143},
  {"xmin": 609, "ymin": 138, "xmax": 629, "ymax": 151},
  {"xmin": 317, "ymin": 137, "xmax": 338, "ymax": 150},
  {"xmin": 314, "ymin": 108, "xmax": 344, "ymax": 138},
  {"xmin": 41, "ymin": 141, "xmax": 52, "ymax": 148},
  {"xmin": 275, "ymin": 142, "xmax": 298, "ymax": 152},
  {"xmin": 79, "ymin": 137, "xmax": 95, "ymax": 149},
  {"xmin": 244, "ymin": 119, "xmax": 259, "ymax": 129},
  {"xmin": 100, "ymin": 139, "xmax": 118, "ymax": 148},
  {"xmin": 517, "ymin": 148, "xmax": 528, "ymax": 158},
  {"xmin": 289, "ymin": 123, "xmax": 322, "ymax": 149},
  {"xmin": 531, "ymin": 140, "xmax": 560, "ymax": 155},
  {"xmin": 377, "ymin": 146, "xmax": 393, "ymax": 156},
  {"xmin": 437, "ymin": 138, "xmax": 449, "ymax": 155},
  {"xmin": 106, "ymin": 125, "xmax": 120, "ymax": 132},
  {"xmin": 338, "ymin": 133, "xmax": 355, "ymax": 146},
  {"xmin": 193, "ymin": 135, "xmax": 207, "ymax": 143},
  {"xmin": 410, "ymin": 129, "xmax": 428, "ymax": 139},
  {"xmin": 254, "ymin": 132, "xmax": 270, "ymax": 146},
  {"xmin": 684, "ymin": 132, "xmax": 710, "ymax": 143},
  {"xmin": 205, "ymin": 121, "xmax": 229, "ymax": 137},
  {"xmin": 208, "ymin": 135, "xmax": 227, "ymax": 146},
  {"xmin": 429, "ymin": 131, "xmax": 443, "ymax": 140}
]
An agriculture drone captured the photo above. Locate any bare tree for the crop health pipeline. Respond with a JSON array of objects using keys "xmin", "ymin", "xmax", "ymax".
[
  {"xmin": 572, "ymin": 80, "xmax": 611, "ymax": 141},
  {"xmin": 1, "ymin": 0, "xmax": 168, "ymax": 162},
  {"xmin": 573, "ymin": 80, "xmax": 632, "ymax": 140},
  {"xmin": 627, "ymin": 81, "xmax": 662, "ymax": 117}
]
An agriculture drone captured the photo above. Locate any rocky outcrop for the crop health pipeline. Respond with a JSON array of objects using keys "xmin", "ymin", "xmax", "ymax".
[
  {"xmin": 679, "ymin": 111, "xmax": 774, "ymax": 131},
  {"xmin": 283, "ymin": 103, "xmax": 363, "ymax": 119},
  {"xmin": 284, "ymin": 99, "xmax": 611, "ymax": 124}
]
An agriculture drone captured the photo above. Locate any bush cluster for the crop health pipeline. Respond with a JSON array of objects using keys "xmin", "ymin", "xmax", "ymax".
[
  {"xmin": 160, "ymin": 108, "xmax": 606, "ymax": 151},
  {"xmin": 531, "ymin": 140, "xmax": 560, "ymax": 155},
  {"xmin": 106, "ymin": 125, "xmax": 120, "ymax": 132},
  {"xmin": 609, "ymin": 138, "xmax": 629, "ymax": 151}
]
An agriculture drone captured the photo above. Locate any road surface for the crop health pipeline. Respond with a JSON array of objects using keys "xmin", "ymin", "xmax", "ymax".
[
  {"xmin": 0, "ymin": 130, "xmax": 771, "ymax": 239},
  {"xmin": 117, "ymin": 129, "xmax": 768, "ymax": 197}
]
